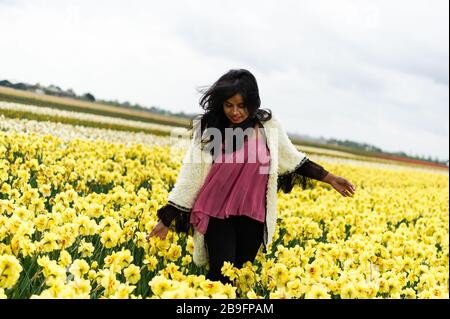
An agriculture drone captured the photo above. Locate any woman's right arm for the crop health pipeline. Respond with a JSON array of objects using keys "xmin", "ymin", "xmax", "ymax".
[{"xmin": 149, "ymin": 122, "xmax": 205, "ymax": 240}]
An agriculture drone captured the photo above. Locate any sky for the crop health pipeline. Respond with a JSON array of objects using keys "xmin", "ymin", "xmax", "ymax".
[{"xmin": 0, "ymin": 0, "xmax": 448, "ymax": 161}]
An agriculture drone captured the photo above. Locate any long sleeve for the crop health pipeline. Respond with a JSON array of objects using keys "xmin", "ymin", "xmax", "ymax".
[
  {"xmin": 297, "ymin": 159, "xmax": 329, "ymax": 181},
  {"xmin": 156, "ymin": 201, "xmax": 192, "ymax": 234},
  {"xmin": 277, "ymin": 158, "xmax": 329, "ymax": 193}
]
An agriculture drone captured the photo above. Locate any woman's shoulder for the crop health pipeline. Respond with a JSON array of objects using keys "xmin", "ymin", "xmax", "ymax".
[
  {"xmin": 259, "ymin": 111, "xmax": 279, "ymax": 128},
  {"xmin": 255, "ymin": 108, "xmax": 276, "ymax": 121}
]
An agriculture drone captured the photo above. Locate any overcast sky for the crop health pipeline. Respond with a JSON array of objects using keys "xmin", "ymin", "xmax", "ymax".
[{"xmin": 1, "ymin": 0, "xmax": 448, "ymax": 161}]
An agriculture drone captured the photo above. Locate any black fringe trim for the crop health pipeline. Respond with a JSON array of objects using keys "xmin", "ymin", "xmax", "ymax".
[
  {"xmin": 166, "ymin": 200, "xmax": 189, "ymax": 212},
  {"xmin": 157, "ymin": 202, "xmax": 193, "ymax": 235},
  {"xmin": 277, "ymin": 157, "xmax": 316, "ymax": 193}
]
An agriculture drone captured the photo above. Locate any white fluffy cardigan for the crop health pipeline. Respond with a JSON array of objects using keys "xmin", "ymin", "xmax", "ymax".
[{"xmin": 167, "ymin": 113, "xmax": 307, "ymax": 266}]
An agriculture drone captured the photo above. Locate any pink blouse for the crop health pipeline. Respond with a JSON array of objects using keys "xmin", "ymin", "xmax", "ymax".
[{"xmin": 189, "ymin": 128, "xmax": 271, "ymax": 234}]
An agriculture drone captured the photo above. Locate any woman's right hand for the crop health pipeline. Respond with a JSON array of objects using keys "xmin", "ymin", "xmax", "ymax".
[{"xmin": 146, "ymin": 220, "xmax": 169, "ymax": 241}]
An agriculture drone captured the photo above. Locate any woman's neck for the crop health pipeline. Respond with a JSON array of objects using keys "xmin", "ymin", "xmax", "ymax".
[{"xmin": 228, "ymin": 116, "xmax": 252, "ymax": 128}]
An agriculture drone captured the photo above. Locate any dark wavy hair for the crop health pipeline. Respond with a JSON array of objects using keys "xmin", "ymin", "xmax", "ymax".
[{"xmin": 190, "ymin": 69, "xmax": 272, "ymax": 157}]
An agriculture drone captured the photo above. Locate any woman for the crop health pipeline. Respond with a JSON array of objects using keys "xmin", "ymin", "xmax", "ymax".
[{"xmin": 147, "ymin": 69, "xmax": 355, "ymax": 284}]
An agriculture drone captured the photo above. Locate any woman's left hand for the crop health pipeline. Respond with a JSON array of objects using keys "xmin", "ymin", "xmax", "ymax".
[{"xmin": 323, "ymin": 173, "xmax": 356, "ymax": 197}]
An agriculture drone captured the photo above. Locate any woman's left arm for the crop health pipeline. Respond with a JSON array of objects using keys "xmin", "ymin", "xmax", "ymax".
[
  {"xmin": 273, "ymin": 114, "xmax": 355, "ymax": 196},
  {"xmin": 296, "ymin": 159, "xmax": 355, "ymax": 197},
  {"xmin": 277, "ymin": 158, "xmax": 356, "ymax": 196}
]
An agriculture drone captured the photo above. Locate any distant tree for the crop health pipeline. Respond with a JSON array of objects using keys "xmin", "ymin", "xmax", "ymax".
[
  {"xmin": 0, "ymin": 80, "xmax": 13, "ymax": 87},
  {"xmin": 82, "ymin": 93, "xmax": 95, "ymax": 102}
]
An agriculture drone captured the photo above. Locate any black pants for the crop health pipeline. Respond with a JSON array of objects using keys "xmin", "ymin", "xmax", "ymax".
[{"xmin": 204, "ymin": 215, "xmax": 264, "ymax": 285}]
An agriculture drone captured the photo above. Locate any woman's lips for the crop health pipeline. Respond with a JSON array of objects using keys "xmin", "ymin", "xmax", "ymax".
[{"xmin": 231, "ymin": 117, "xmax": 241, "ymax": 121}]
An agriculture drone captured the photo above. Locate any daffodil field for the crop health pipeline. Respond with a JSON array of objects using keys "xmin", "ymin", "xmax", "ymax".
[{"xmin": 0, "ymin": 103, "xmax": 448, "ymax": 299}]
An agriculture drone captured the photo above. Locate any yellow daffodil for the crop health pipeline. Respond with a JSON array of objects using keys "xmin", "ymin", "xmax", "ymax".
[{"xmin": 123, "ymin": 264, "xmax": 141, "ymax": 284}]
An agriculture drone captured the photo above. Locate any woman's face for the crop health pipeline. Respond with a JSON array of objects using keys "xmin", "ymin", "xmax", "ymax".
[{"xmin": 223, "ymin": 93, "xmax": 249, "ymax": 126}]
